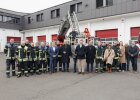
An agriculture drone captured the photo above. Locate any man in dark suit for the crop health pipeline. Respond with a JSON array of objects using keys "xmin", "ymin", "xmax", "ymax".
[
  {"xmin": 86, "ymin": 41, "xmax": 96, "ymax": 73},
  {"xmin": 48, "ymin": 42, "xmax": 59, "ymax": 74},
  {"xmin": 56, "ymin": 41, "xmax": 63, "ymax": 72},
  {"xmin": 61, "ymin": 40, "xmax": 71, "ymax": 72}
]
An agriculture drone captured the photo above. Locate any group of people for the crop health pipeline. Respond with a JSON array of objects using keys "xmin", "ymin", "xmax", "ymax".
[{"xmin": 4, "ymin": 38, "xmax": 139, "ymax": 78}]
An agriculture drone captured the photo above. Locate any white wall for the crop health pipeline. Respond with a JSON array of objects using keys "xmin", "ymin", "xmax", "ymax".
[
  {"xmin": 0, "ymin": 28, "xmax": 23, "ymax": 52},
  {"xmin": 1, "ymin": 12, "xmax": 140, "ymax": 52},
  {"xmin": 23, "ymin": 12, "xmax": 140, "ymax": 45}
]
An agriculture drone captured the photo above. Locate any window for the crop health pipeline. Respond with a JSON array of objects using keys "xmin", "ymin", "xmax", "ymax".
[
  {"xmin": 51, "ymin": 9, "xmax": 60, "ymax": 19},
  {"xmin": 70, "ymin": 2, "xmax": 82, "ymax": 13},
  {"xmin": 28, "ymin": 17, "xmax": 31, "ymax": 24},
  {"xmin": 36, "ymin": 13, "xmax": 43, "ymax": 22},
  {"xmin": 106, "ymin": 0, "xmax": 113, "ymax": 6},
  {"xmin": 13, "ymin": 18, "xmax": 20, "ymax": 24},
  {"xmin": 96, "ymin": 0, "xmax": 113, "ymax": 8},
  {"xmin": 77, "ymin": 2, "xmax": 82, "ymax": 13},
  {"xmin": 0, "ymin": 15, "xmax": 2, "ymax": 21},
  {"xmin": 96, "ymin": 0, "xmax": 103, "ymax": 8},
  {"xmin": 0, "ymin": 15, "xmax": 20, "ymax": 24},
  {"xmin": 56, "ymin": 9, "xmax": 60, "ymax": 17},
  {"xmin": 3, "ymin": 16, "xmax": 8, "ymax": 22},
  {"xmin": 70, "ymin": 4, "xmax": 76, "ymax": 13}
]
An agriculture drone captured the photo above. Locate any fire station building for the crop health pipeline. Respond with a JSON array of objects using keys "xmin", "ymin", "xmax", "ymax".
[{"xmin": 0, "ymin": 0, "xmax": 140, "ymax": 52}]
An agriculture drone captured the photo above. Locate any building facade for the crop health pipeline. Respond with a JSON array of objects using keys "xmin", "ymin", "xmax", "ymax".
[{"xmin": 1, "ymin": 0, "xmax": 140, "ymax": 52}]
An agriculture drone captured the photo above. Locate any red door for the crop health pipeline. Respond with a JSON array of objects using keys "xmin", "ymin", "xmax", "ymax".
[
  {"xmin": 26, "ymin": 37, "xmax": 33, "ymax": 42},
  {"xmin": 131, "ymin": 27, "xmax": 140, "ymax": 37},
  {"xmin": 52, "ymin": 34, "xmax": 58, "ymax": 42},
  {"xmin": 38, "ymin": 35, "xmax": 46, "ymax": 42},
  {"xmin": 7, "ymin": 37, "xmax": 21, "ymax": 43},
  {"xmin": 95, "ymin": 29, "xmax": 118, "ymax": 39}
]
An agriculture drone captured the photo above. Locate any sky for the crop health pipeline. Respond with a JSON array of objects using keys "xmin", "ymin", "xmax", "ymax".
[{"xmin": 0, "ymin": 0, "xmax": 71, "ymax": 13}]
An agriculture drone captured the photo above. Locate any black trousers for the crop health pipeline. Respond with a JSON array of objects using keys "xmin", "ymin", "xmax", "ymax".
[
  {"xmin": 35, "ymin": 60, "xmax": 40, "ymax": 73},
  {"xmin": 120, "ymin": 63, "xmax": 126, "ymax": 71},
  {"xmin": 130, "ymin": 57, "xmax": 138, "ymax": 71},
  {"xmin": 107, "ymin": 63, "xmax": 112, "ymax": 68},
  {"xmin": 73, "ymin": 58, "xmax": 77, "ymax": 72},
  {"xmin": 57, "ymin": 57, "xmax": 62, "ymax": 71},
  {"xmin": 6, "ymin": 59, "xmax": 15, "ymax": 75},
  {"xmin": 39, "ymin": 60, "xmax": 47, "ymax": 72},
  {"xmin": 18, "ymin": 61, "xmax": 28, "ymax": 75},
  {"xmin": 95, "ymin": 59, "xmax": 103, "ymax": 71},
  {"xmin": 113, "ymin": 59, "xmax": 120, "ymax": 70},
  {"xmin": 29, "ymin": 60, "xmax": 36, "ymax": 73},
  {"xmin": 67, "ymin": 58, "xmax": 70, "ymax": 71},
  {"xmin": 87, "ymin": 62, "xmax": 94, "ymax": 72}
]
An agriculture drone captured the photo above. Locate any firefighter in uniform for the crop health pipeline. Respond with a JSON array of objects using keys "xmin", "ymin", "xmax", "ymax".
[
  {"xmin": 4, "ymin": 39, "xmax": 17, "ymax": 78},
  {"xmin": 16, "ymin": 40, "xmax": 29, "ymax": 78},
  {"xmin": 38, "ymin": 42, "xmax": 48, "ymax": 74},
  {"xmin": 28, "ymin": 42, "xmax": 37, "ymax": 75},
  {"xmin": 95, "ymin": 41, "xmax": 104, "ymax": 73},
  {"xmin": 57, "ymin": 41, "xmax": 62, "ymax": 72},
  {"xmin": 35, "ymin": 42, "xmax": 40, "ymax": 74},
  {"xmin": 46, "ymin": 42, "xmax": 50, "ymax": 72},
  {"xmin": 25, "ymin": 39, "xmax": 31, "ymax": 73},
  {"xmin": 112, "ymin": 41, "xmax": 121, "ymax": 72}
]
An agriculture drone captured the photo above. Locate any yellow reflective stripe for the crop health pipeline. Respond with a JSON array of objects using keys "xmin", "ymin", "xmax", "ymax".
[{"xmin": 7, "ymin": 48, "xmax": 10, "ymax": 58}]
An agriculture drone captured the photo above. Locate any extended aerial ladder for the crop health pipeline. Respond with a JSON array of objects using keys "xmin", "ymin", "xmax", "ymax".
[
  {"xmin": 58, "ymin": 11, "xmax": 81, "ymax": 42},
  {"xmin": 58, "ymin": 11, "xmax": 99, "ymax": 44}
]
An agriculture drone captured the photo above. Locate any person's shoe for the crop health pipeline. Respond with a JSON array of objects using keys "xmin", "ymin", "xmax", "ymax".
[
  {"xmin": 107, "ymin": 68, "xmax": 110, "ymax": 73},
  {"xmin": 17, "ymin": 74, "xmax": 21, "ymax": 78},
  {"xmin": 78, "ymin": 72, "xmax": 81, "ymax": 74},
  {"xmin": 127, "ymin": 69, "xmax": 130, "ymax": 71},
  {"xmin": 122, "ymin": 70, "xmax": 125, "ymax": 72},
  {"xmin": 25, "ymin": 74, "xmax": 29, "ymax": 77},
  {"xmin": 134, "ymin": 71, "xmax": 138, "ymax": 74},
  {"xmin": 95, "ymin": 70, "xmax": 98, "ymax": 73},
  {"xmin": 7, "ymin": 75, "xmax": 10, "ymax": 78},
  {"xmin": 82, "ymin": 72, "xmax": 85, "ymax": 75},
  {"xmin": 12, "ymin": 72, "xmax": 16, "ymax": 76}
]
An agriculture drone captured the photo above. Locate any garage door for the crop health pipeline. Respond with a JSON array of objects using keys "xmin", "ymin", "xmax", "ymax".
[
  {"xmin": 52, "ymin": 34, "xmax": 58, "ymax": 42},
  {"xmin": 131, "ymin": 27, "xmax": 140, "ymax": 42},
  {"xmin": 38, "ymin": 35, "xmax": 46, "ymax": 42},
  {"xmin": 95, "ymin": 29, "xmax": 118, "ymax": 44},
  {"xmin": 26, "ymin": 37, "xmax": 33, "ymax": 42},
  {"xmin": 7, "ymin": 37, "xmax": 21, "ymax": 43}
]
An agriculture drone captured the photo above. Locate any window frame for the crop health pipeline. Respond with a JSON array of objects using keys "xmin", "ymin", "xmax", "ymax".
[{"xmin": 51, "ymin": 8, "xmax": 60, "ymax": 19}]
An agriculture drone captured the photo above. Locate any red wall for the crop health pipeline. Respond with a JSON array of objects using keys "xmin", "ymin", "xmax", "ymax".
[
  {"xmin": 26, "ymin": 37, "xmax": 33, "ymax": 42},
  {"xmin": 52, "ymin": 34, "xmax": 58, "ymax": 41},
  {"xmin": 38, "ymin": 35, "xmax": 46, "ymax": 42},
  {"xmin": 7, "ymin": 37, "xmax": 21, "ymax": 43},
  {"xmin": 96, "ymin": 29, "xmax": 118, "ymax": 38},
  {"xmin": 131, "ymin": 27, "xmax": 140, "ymax": 37}
]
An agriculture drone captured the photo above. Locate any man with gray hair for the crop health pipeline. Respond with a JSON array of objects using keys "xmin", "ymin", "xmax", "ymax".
[
  {"xmin": 75, "ymin": 39, "xmax": 86, "ymax": 75},
  {"xmin": 4, "ymin": 38, "xmax": 17, "ymax": 78},
  {"xmin": 128, "ymin": 41, "xmax": 139, "ymax": 73},
  {"xmin": 38, "ymin": 42, "xmax": 48, "ymax": 74},
  {"xmin": 48, "ymin": 42, "xmax": 59, "ymax": 74},
  {"xmin": 16, "ymin": 40, "xmax": 29, "ymax": 78}
]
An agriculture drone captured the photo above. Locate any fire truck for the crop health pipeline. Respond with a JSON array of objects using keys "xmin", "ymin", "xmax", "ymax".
[{"xmin": 57, "ymin": 11, "xmax": 99, "ymax": 45}]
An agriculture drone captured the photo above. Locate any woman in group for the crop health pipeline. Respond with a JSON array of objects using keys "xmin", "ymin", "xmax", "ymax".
[
  {"xmin": 104, "ymin": 44, "xmax": 115, "ymax": 73},
  {"xmin": 119, "ymin": 41, "xmax": 126, "ymax": 72}
]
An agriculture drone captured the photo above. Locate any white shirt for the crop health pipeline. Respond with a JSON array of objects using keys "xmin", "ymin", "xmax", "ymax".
[{"xmin": 53, "ymin": 47, "xmax": 55, "ymax": 52}]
